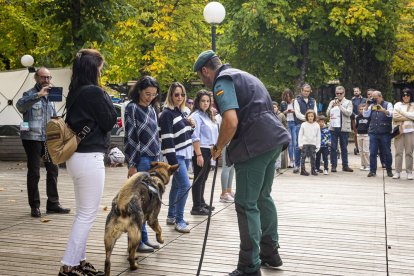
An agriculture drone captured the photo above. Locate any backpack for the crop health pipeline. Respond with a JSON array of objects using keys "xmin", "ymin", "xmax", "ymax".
[
  {"xmin": 107, "ymin": 146, "xmax": 125, "ymax": 166},
  {"xmin": 46, "ymin": 86, "xmax": 91, "ymax": 165}
]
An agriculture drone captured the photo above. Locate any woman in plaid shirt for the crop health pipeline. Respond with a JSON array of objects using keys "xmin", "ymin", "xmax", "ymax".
[{"xmin": 124, "ymin": 76, "xmax": 161, "ymax": 252}]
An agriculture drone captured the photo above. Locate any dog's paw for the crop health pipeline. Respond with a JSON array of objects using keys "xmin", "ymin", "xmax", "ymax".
[{"xmin": 156, "ymin": 235, "xmax": 164, "ymax": 244}]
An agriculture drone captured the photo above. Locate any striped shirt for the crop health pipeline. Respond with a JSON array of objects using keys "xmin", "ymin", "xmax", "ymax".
[
  {"xmin": 159, "ymin": 107, "xmax": 193, "ymax": 165},
  {"xmin": 124, "ymin": 102, "xmax": 161, "ymax": 168}
]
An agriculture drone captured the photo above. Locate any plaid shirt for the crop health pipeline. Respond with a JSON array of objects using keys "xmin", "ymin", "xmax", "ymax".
[{"xmin": 124, "ymin": 102, "xmax": 160, "ymax": 168}]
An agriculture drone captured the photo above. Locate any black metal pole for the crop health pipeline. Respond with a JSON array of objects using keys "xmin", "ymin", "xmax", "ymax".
[{"xmin": 212, "ymin": 24, "xmax": 216, "ymax": 52}]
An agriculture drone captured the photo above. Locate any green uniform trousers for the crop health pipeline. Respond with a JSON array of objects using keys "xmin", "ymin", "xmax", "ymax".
[{"xmin": 234, "ymin": 146, "xmax": 282, "ymax": 273}]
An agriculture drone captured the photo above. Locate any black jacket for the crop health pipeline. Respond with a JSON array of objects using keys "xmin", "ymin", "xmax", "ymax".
[{"xmin": 66, "ymin": 85, "xmax": 117, "ymax": 153}]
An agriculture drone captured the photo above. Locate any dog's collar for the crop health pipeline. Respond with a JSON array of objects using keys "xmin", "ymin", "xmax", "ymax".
[{"xmin": 141, "ymin": 175, "xmax": 163, "ymax": 201}]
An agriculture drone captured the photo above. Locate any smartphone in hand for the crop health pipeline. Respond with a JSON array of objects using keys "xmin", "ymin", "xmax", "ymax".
[{"xmin": 48, "ymin": 87, "xmax": 63, "ymax": 102}]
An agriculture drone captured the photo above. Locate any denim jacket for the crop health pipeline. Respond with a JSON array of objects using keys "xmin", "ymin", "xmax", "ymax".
[{"xmin": 16, "ymin": 86, "xmax": 57, "ymax": 141}]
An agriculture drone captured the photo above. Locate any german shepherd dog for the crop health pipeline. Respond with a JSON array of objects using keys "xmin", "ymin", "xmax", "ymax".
[{"xmin": 104, "ymin": 161, "xmax": 179, "ymax": 276}]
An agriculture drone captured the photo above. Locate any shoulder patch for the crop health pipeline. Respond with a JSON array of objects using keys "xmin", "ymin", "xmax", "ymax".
[{"xmin": 216, "ymin": 90, "xmax": 224, "ymax": 96}]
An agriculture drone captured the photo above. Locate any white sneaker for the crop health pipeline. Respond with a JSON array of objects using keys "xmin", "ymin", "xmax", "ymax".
[
  {"xmin": 220, "ymin": 193, "xmax": 234, "ymax": 203},
  {"xmin": 393, "ymin": 173, "xmax": 400, "ymax": 179},
  {"xmin": 408, "ymin": 172, "xmax": 413, "ymax": 180},
  {"xmin": 363, "ymin": 167, "xmax": 370, "ymax": 171},
  {"xmin": 360, "ymin": 166, "xmax": 365, "ymax": 171},
  {"xmin": 323, "ymin": 169, "xmax": 328, "ymax": 175}
]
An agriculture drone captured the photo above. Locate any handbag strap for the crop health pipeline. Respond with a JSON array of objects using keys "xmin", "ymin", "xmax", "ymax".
[{"xmin": 63, "ymin": 85, "xmax": 94, "ymax": 140}]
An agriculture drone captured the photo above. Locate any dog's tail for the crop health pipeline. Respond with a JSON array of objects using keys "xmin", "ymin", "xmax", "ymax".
[{"xmin": 116, "ymin": 172, "xmax": 149, "ymax": 215}]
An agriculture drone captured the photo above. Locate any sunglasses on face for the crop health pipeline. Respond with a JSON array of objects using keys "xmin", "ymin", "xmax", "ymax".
[
  {"xmin": 174, "ymin": 93, "xmax": 186, "ymax": 98},
  {"xmin": 403, "ymin": 94, "xmax": 410, "ymax": 97},
  {"xmin": 336, "ymin": 92, "xmax": 344, "ymax": 95}
]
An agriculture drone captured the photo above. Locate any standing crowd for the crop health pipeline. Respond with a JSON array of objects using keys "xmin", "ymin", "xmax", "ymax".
[
  {"xmin": 15, "ymin": 47, "xmax": 411, "ymax": 276},
  {"xmin": 279, "ymin": 84, "xmax": 414, "ymax": 180}
]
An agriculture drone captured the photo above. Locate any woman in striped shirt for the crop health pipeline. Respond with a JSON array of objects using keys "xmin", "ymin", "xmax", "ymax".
[{"xmin": 159, "ymin": 82, "xmax": 194, "ymax": 233}]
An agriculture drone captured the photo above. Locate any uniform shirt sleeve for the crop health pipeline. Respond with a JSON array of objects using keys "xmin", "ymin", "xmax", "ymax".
[{"xmin": 213, "ymin": 78, "xmax": 239, "ymax": 114}]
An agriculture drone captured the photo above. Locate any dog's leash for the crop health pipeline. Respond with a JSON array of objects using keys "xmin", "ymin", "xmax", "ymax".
[
  {"xmin": 159, "ymin": 160, "xmax": 210, "ymax": 207},
  {"xmin": 196, "ymin": 162, "xmax": 218, "ymax": 276}
]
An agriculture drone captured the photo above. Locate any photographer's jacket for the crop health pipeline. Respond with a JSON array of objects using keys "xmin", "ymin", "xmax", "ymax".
[
  {"xmin": 16, "ymin": 85, "xmax": 57, "ymax": 141},
  {"xmin": 363, "ymin": 101, "xmax": 393, "ymax": 134},
  {"xmin": 213, "ymin": 65, "xmax": 291, "ymax": 165},
  {"xmin": 326, "ymin": 98, "xmax": 353, "ymax": 132}
]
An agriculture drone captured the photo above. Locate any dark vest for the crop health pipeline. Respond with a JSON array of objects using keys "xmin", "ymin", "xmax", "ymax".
[
  {"xmin": 368, "ymin": 101, "xmax": 392, "ymax": 134},
  {"xmin": 213, "ymin": 65, "xmax": 291, "ymax": 165},
  {"xmin": 295, "ymin": 96, "xmax": 316, "ymax": 124}
]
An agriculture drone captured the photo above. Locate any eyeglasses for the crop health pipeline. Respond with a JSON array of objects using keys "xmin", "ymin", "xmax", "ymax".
[
  {"xmin": 39, "ymin": 76, "xmax": 52, "ymax": 80},
  {"xmin": 187, "ymin": 101, "xmax": 194, "ymax": 104},
  {"xmin": 174, "ymin": 93, "xmax": 186, "ymax": 98},
  {"xmin": 336, "ymin": 92, "xmax": 344, "ymax": 95},
  {"xmin": 144, "ymin": 93, "xmax": 158, "ymax": 98},
  {"xmin": 403, "ymin": 94, "xmax": 410, "ymax": 97}
]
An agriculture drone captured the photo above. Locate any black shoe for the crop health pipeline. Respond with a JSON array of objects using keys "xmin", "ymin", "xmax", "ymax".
[
  {"xmin": 144, "ymin": 240, "xmax": 160, "ymax": 249},
  {"xmin": 300, "ymin": 168, "xmax": 309, "ymax": 176},
  {"xmin": 261, "ymin": 251, "xmax": 283, "ymax": 268},
  {"xmin": 368, "ymin": 172, "xmax": 376, "ymax": 177},
  {"xmin": 31, "ymin": 208, "xmax": 41, "ymax": 218},
  {"xmin": 331, "ymin": 167, "xmax": 337, "ymax": 173},
  {"xmin": 202, "ymin": 203, "xmax": 215, "ymax": 211},
  {"xmin": 342, "ymin": 166, "xmax": 354, "ymax": 172},
  {"xmin": 229, "ymin": 269, "xmax": 261, "ymax": 276},
  {"xmin": 190, "ymin": 207, "xmax": 209, "ymax": 216},
  {"xmin": 387, "ymin": 170, "xmax": 393, "ymax": 177},
  {"xmin": 317, "ymin": 169, "xmax": 323, "ymax": 173},
  {"xmin": 47, "ymin": 204, "xmax": 71, "ymax": 214},
  {"xmin": 381, "ymin": 163, "xmax": 386, "ymax": 168},
  {"xmin": 80, "ymin": 261, "xmax": 104, "ymax": 276},
  {"xmin": 311, "ymin": 170, "xmax": 318, "ymax": 176},
  {"xmin": 136, "ymin": 242, "xmax": 154, "ymax": 253},
  {"xmin": 293, "ymin": 167, "xmax": 299, "ymax": 174},
  {"xmin": 58, "ymin": 266, "xmax": 87, "ymax": 276}
]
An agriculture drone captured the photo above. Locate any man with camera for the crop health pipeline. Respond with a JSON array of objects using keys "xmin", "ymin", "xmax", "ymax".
[
  {"xmin": 16, "ymin": 67, "xmax": 70, "ymax": 217},
  {"xmin": 363, "ymin": 90, "xmax": 394, "ymax": 177},
  {"xmin": 326, "ymin": 86, "xmax": 354, "ymax": 172}
]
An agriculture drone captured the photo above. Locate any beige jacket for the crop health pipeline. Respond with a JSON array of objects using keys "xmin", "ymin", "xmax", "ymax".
[
  {"xmin": 393, "ymin": 102, "xmax": 414, "ymax": 133},
  {"xmin": 326, "ymin": 98, "xmax": 353, "ymax": 132}
]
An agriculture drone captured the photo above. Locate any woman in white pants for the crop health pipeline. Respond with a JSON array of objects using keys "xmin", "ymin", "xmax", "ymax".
[
  {"xmin": 59, "ymin": 49, "xmax": 117, "ymax": 276},
  {"xmin": 392, "ymin": 88, "xmax": 414, "ymax": 180}
]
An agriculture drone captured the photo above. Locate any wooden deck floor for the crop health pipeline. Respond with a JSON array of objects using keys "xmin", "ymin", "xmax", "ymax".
[{"xmin": 0, "ymin": 149, "xmax": 413, "ymax": 275}]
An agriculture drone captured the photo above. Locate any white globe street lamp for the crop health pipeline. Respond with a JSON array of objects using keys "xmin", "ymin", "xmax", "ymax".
[
  {"xmin": 21, "ymin": 55, "xmax": 34, "ymax": 67},
  {"xmin": 203, "ymin": 2, "xmax": 226, "ymax": 52}
]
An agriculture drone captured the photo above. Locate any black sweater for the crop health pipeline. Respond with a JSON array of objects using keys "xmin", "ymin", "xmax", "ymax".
[
  {"xmin": 355, "ymin": 114, "xmax": 370, "ymax": 135},
  {"xmin": 66, "ymin": 85, "xmax": 117, "ymax": 153}
]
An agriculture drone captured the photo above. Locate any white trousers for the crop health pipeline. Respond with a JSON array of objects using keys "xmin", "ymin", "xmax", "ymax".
[{"xmin": 62, "ymin": 152, "xmax": 105, "ymax": 266}]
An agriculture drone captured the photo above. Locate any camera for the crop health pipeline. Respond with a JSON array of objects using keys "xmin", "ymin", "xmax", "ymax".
[
  {"xmin": 371, "ymin": 104, "xmax": 381, "ymax": 111},
  {"xmin": 367, "ymin": 98, "xmax": 376, "ymax": 105}
]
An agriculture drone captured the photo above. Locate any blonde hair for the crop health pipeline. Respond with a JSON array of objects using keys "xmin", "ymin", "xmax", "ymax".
[{"xmin": 164, "ymin": 82, "xmax": 187, "ymax": 111}]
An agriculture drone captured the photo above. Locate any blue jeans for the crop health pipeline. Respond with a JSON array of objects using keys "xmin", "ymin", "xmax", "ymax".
[
  {"xmin": 136, "ymin": 155, "xmax": 159, "ymax": 244},
  {"xmin": 167, "ymin": 156, "xmax": 190, "ymax": 224},
  {"xmin": 330, "ymin": 128, "xmax": 349, "ymax": 168},
  {"xmin": 287, "ymin": 121, "xmax": 297, "ymax": 162},
  {"xmin": 294, "ymin": 124, "xmax": 302, "ymax": 167},
  {"xmin": 369, "ymin": 133, "xmax": 392, "ymax": 172}
]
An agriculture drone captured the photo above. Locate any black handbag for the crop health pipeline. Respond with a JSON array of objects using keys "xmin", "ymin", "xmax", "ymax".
[{"xmin": 391, "ymin": 125, "xmax": 401, "ymax": 139}]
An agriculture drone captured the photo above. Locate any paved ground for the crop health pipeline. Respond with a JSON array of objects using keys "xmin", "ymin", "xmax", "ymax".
[{"xmin": 0, "ymin": 144, "xmax": 413, "ymax": 275}]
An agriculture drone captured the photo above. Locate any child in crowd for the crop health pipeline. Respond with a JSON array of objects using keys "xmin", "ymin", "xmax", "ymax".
[
  {"xmin": 315, "ymin": 115, "xmax": 330, "ymax": 175},
  {"xmin": 355, "ymin": 104, "xmax": 370, "ymax": 171},
  {"xmin": 298, "ymin": 109, "xmax": 321, "ymax": 176},
  {"xmin": 273, "ymin": 101, "xmax": 288, "ymax": 172}
]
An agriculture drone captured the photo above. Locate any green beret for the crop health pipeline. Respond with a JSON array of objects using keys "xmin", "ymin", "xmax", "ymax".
[{"xmin": 193, "ymin": 50, "xmax": 216, "ymax": 72}]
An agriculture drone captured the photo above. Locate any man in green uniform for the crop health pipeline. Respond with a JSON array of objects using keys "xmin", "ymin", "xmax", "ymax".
[{"xmin": 194, "ymin": 50, "xmax": 290, "ymax": 276}]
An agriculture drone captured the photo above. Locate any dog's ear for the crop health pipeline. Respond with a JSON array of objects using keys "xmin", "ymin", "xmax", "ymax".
[
  {"xmin": 150, "ymin": 161, "xmax": 158, "ymax": 168},
  {"xmin": 169, "ymin": 164, "xmax": 179, "ymax": 175}
]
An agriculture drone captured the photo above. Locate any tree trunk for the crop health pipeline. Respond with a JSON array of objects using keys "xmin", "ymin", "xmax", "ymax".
[
  {"xmin": 71, "ymin": 0, "xmax": 82, "ymax": 50},
  {"xmin": 295, "ymin": 39, "xmax": 309, "ymax": 92}
]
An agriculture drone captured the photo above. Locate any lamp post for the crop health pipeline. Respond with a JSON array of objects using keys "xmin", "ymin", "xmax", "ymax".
[
  {"xmin": 203, "ymin": 2, "xmax": 226, "ymax": 52},
  {"xmin": 21, "ymin": 54, "xmax": 35, "ymax": 72}
]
